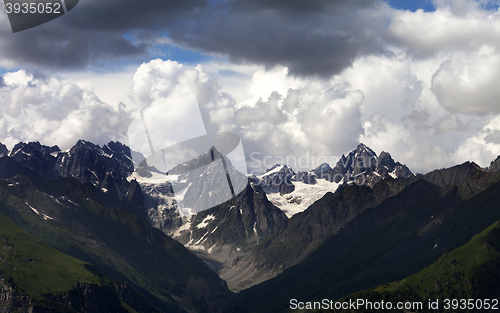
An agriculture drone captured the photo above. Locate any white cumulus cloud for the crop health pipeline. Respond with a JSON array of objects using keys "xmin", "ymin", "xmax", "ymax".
[{"xmin": 0, "ymin": 70, "xmax": 130, "ymax": 150}]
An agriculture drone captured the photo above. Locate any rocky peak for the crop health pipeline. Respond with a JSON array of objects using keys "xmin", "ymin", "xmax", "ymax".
[
  {"xmin": 0, "ymin": 143, "xmax": 7, "ymax": 157},
  {"xmin": 314, "ymin": 162, "xmax": 332, "ymax": 173},
  {"xmin": 423, "ymin": 161, "xmax": 484, "ymax": 187},
  {"xmin": 375, "ymin": 151, "xmax": 413, "ymax": 180},
  {"xmin": 0, "ymin": 140, "xmax": 142, "ymax": 209},
  {"xmin": 312, "ymin": 143, "xmax": 377, "ymax": 183},
  {"xmin": 265, "ymin": 164, "xmax": 283, "ymax": 173},
  {"xmin": 354, "ymin": 143, "xmax": 377, "ymax": 157},
  {"xmin": 58, "ymin": 140, "xmax": 141, "ymax": 206},
  {"xmin": 378, "ymin": 151, "xmax": 396, "ymax": 169},
  {"xmin": 489, "ymin": 155, "xmax": 500, "ymax": 173},
  {"xmin": 265, "ymin": 164, "xmax": 294, "ymax": 175},
  {"xmin": 257, "ymin": 164, "xmax": 296, "ymax": 195},
  {"xmin": 167, "ymin": 146, "xmax": 224, "ymax": 176},
  {"xmin": 9, "ymin": 141, "xmax": 61, "ymax": 179},
  {"xmin": 313, "ymin": 144, "xmax": 413, "ymax": 187},
  {"xmin": 346, "ymin": 143, "xmax": 378, "ymax": 176}
]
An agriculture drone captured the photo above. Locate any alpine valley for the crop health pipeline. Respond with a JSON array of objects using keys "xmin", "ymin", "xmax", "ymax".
[{"xmin": 0, "ymin": 139, "xmax": 499, "ymax": 312}]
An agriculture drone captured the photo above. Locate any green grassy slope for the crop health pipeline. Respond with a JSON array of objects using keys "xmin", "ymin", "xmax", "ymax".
[
  {"xmin": 0, "ymin": 211, "xmax": 158, "ymax": 313},
  {"xmin": 317, "ymin": 218, "xmax": 500, "ymax": 312},
  {"xmin": 0, "ymin": 211, "xmax": 100, "ymax": 298}
]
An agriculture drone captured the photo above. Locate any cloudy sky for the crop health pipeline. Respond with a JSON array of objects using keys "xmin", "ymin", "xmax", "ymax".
[{"xmin": 1, "ymin": 0, "xmax": 500, "ymax": 174}]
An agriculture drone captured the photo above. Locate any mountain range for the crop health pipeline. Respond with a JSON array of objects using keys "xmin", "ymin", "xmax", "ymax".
[{"xmin": 0, "ymin": 139, "xmax": 499, "ymax": 312}]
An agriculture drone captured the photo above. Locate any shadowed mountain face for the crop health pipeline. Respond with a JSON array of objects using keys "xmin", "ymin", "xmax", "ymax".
[
  {"xmin": 233, "ymin": 169, "xmax": 500, "ymax": 313},
  {"xmin": 0, "ymin": 210, "xmax": 159, "ymax": 313},
  {"xmin": 489, "ymin": 155, "xmax": 500, "ymax": 173},
  {"xmin": 0, "ymin": 155, "xmax": 44, "ymax": 180},
  {"xmin": 336, "ymin": 218, "xmax": 500, "ymax": 312},
  {"xmin": 224, "ymin": 161, "xmax": 499, "ymax": 293},
  {"xmin": 0, "ymin": 161, "xmax": 234, "ymax": 313},
  {"xmin": 2, "ymin": 138, "xmax": 500, "ymax": 313},
  {"xmin": 8, "ymin": 140, "xmax": 143, "ymax": 209},
  {"xmin": 9, "ymin": 141, "xmax": 61, "ymax": 179},
  {"xmin": 222, "ymin": 175, "xmax": 420, "ymax": 291},
  {"xmin": 0, "ymin": 143, "xmax": 7, "ymax": 157},
  {"xmin": 423, "ymin": 161, "xmax": 483, "ymax": 187}
]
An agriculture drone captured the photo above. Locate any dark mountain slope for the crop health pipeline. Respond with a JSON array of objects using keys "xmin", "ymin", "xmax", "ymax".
[
  {"xmin": 0, "ymin": 173, "xmax": 233, "ymax": 313},
  {"xmin": 489, "ymin": 155, "xmax": 500, "ymax": 173},
  {"xmin": 327, "ymin": 218, "xmax": 500, "ymax": 313},
  {"xmin": 224, "ymin": 175, "xmax": 420, "ymax": 291},
  {"xmin": 423, "ymin": 161, "xmax": 484, "ymax": 188},
  {"xmin": 0, "ymin": 156, "xmax": 42, "ymax": 180},
  {"xmin": 226, "ymin": 161, "xmax": 496, "ymax": 292},
  {"xmin": 0, "ymin": 143, "xmax": 7, "ymax": 157},
  {"xmin": 0, "ymin": 211, "xmax": 157, "ymax": 313},
  {"xmin": 58, "ymin": 140, "xmax": 143, "ymax": 207},
  {"xmin": 234, "ymin": 171, "xmax": 500, "ymax": 313}
]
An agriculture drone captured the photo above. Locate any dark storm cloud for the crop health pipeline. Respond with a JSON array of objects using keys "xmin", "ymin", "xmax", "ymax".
[
  {"xmin": 65, "ymin": 0, "xmax": 206, "ymax": 30},
  {"xmin": 0, "ymin": 31, "xmax": 147, "ymax": 70},
  {"xmin": 231, "ymin": 0, "xmax": 377, "ymax": 14},
  {"xmin": 0, "ymin": 0, "xmax": 204, "ymax": 71},
  {"xmin": 168, "ymin": 0, "xmax": 390, "ymax": 77},
  {"xmin": 0, "ymin": 0, "xmax": 389, "ymax": 76}
]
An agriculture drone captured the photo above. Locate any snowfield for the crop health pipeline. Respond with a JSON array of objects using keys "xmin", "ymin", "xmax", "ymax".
[{"xmin": 265, "ymin": 178, "xmax": 339, "ymax": 218}]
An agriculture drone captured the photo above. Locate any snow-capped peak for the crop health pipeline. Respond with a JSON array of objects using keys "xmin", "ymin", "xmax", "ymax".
[
  {"xmin": 354, "ymin": 143, "xmax": 377, "ymax": 160},
  {"xmin": 315, "ymin": 162, "xmax": 332, "ymax": 172}
]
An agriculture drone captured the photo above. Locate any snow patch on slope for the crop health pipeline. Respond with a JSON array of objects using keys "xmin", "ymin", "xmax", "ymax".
[
  {"xmin": 42, "ymin": 214, "xmax": 53, "ymax": 220},
  {"xmin": 197, "ymin": 214, "xmax": 215, "ymax": 229},
  {"xmin": 173, "ymin": 220, "xmax": 192, "ymax": 237},
  {"xmin": 25, "ymin": 202, "xmax": 39, "ymax": 215},
  {"xmin": 389, "ymin": 168, "xmax": 398, "ymax": 179},
  {"xmin": 266, "ymin": 178, "xmax": 339, "ymax": 218},
  {"xmin": 259, "ymin": 165, "xmax": 284, "ymax": 178}
]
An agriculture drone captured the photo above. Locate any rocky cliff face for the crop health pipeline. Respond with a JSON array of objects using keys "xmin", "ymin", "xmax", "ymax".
[
  {"xmin": 0, "ymin": 278, "xmax": 159, "ymax": 313},
  {"xmin": 0, "ymin": 144, "xmax": 8, "ymax": 158},
  {"xmin": 8, "ymin": 140, "xmax": 143, "ymax": 208},
  {"xmin": 41, "ymin": 282, "xmax": 159, "ymax": 313},
  {"xmin": 488, "ymin": 155, "xmax": 500, "ymax": 173},
  {"xmin": 10, "ymin": 142, "xmax": 61, "ymax": 179},
  {"xmin": 58, "ymin": 140, "xmax": 143, "ymax": 207},
  {"xmin": 423, "ymin": 161, "xmax": 483, "ymax": 187},
  {"xmin": 0, "ymin": 277, "xmax": 33, "ymax": 313},
  {"xmin": 256, "ymin": 164, "xmax": 296, "ymax": 194}
]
